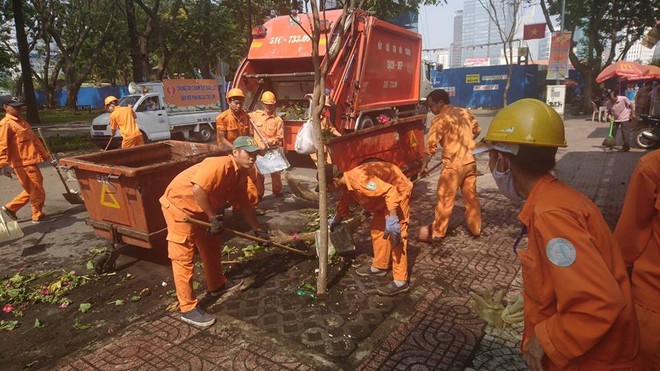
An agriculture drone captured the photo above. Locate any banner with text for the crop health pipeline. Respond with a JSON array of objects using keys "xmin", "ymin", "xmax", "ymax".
[
  {"xmin": 546, "ymin": 31, "xmax": 572, "ymax": 80},
  {"xmin": 162, "ymin": 79, "xmax": 222, "ymax": 113}
]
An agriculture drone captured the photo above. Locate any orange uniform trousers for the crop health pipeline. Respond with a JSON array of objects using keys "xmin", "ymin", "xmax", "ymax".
[
  {"xmin": 431, "ymin": 159, "xmax": 481, "ymax": 238},
  {"xmin": 636, "ymin": 303, "xmax": 660, "ymax": 369},
  {"xmin": 370, "ymin": 196, "xmax": 410, "ymax": 282},
  {"xmin": 5, "ymin": 164, "xmax": 46, "ymax": 221},
  {"xmin": 161, "ymin": 200, "xmax": 227, "ymax": 313},
  {"xmin": 121, "ymin": 133, "xmax": 144, "ymax": 148},
  {"xmin": 260, "ymin": 170, "xmax": 282, "ymax": 195}
]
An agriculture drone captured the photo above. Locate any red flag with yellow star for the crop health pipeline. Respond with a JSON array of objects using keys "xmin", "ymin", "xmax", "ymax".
[{"xmin": 523, "ymin": 23, "xmax": 546, "ymax": 40}]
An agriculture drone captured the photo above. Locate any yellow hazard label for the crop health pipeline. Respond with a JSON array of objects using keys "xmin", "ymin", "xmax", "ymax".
[
  {"xmin": 100, "ymin": 184, "xmax": 120, "ymax": 209},
  {"xmin": 409, "ymin": 131, "xmax": 418, "ymax": 149},
  {"xmin": 251, "ymin": 41, "xmax": 263, "ymax": 48}
]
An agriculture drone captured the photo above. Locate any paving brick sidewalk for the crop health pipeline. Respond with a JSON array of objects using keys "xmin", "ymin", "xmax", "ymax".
[{"xmin": 57, "ymin": 116, "xmax": 645, "ymax": 371}]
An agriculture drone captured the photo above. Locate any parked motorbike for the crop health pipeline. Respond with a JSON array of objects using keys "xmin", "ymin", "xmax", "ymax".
[{"xmin": 634, "ymin": 114, "xmax": 660, "ymax": 149}]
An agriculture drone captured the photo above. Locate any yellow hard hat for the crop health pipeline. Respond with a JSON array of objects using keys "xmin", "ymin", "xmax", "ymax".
[
  {"xmin": 485, "ymin": 98, "xmax": 567, "ymax": 148},
  {"xmin": 260, "ymin": 91, "xmax": 276, "ymax": 104},
  {"xmin": 104, "ymin": 96, "xmax": 118, "ymax": 107},
  {"xmin": 227, "ymin": 88, "xmax": 245, "ymax": 100}
]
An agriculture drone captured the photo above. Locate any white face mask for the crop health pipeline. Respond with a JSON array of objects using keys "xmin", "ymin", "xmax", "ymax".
[{"xmin": 491, "ymin": 157, "xmax": 522, "ymax": 202}]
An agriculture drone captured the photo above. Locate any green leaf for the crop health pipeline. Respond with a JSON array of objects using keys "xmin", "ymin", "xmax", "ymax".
[
  {"xmin": 0, "ymin": 320, "xmax": 20, "ymax": 331},
  {"xmin": 192, "ymin": 281, "xmax": 200, "ymax": 290},
  {"xmin": 79, "ymin": 303, "xmax": 92, "ymax": 313},
  {"xmin": 130, "ymin": 295, "xmax": 141, "ymax": 302},
  {"xmin": 33, "ymin": 319, "xmax": 44, "ymax": 328},
  {"xmin": 73, "ymin": 320, "xmax": 92, "ymax": 330},
  {"xmin": 86, "ymin": 260, "xmax": 95, "ymax": 271},
  {"xmin": 108, "ymin": 299, "xmax": 124, "ymax": 306}
]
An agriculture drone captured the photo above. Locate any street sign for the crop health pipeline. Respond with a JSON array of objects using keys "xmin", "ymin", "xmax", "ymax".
[{"xmin": 546, "ymin": 85, "xmax": 566, "ymax": 116}]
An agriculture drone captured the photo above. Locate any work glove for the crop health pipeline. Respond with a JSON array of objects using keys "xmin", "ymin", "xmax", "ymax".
[
  {"xmin": 328, "ymin": 215, "xmax": 342, "ymax": 232},
  {"xmin": 383, "ymin": 215, "xmax": 402, "ymax": 246},
  {"xmin": 2, "ymin": 166, "xmax": 13, "ymax": 179},
  {"xmin": 501, "ymin": 293, "xmax": 524, "ymax": 325},
  {"xmin": 469, "ymin": 289, "xmax": 506, "ymax": 329},
  {"xmin": 208, "ymin": 215, "xmax": 224, "ymax": 235},
  {"xmin": 254, "ymin": 228, "xmax": 272, "ymax": 247}
]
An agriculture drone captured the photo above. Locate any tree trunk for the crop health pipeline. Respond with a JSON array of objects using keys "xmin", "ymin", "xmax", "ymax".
[
  {"xmin": 64, "ymin": 63, "xmax": 79, "ymax": 109},
  {"xmin": 504, "ymin": 44, "xmax": 512, "ymax": 107},
  {"xmin": 12, "ymin": 0, "xmax": 41, "ymax": 124},
  {"xmin": 126, "ymin": 0, "xmax": 147, "ymax": 82},
  {"xmin": 246, "ymin": 0, "xmax": 253, "ymax": 51}
]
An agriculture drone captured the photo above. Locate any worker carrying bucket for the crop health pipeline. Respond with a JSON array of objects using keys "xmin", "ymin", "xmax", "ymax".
[
  {"xmin": 159, "ymin": 136, "xmax": 271, "ymax": 329},
  {"xmin": 0, "ymin": 97, "xmax": 58, "ymax": 224},
  {"xmin": 325, "ymin": 162, "xmax": 413, "ymax": 296}
]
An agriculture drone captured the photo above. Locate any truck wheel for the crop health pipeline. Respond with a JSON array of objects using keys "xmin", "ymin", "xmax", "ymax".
[
  {"xmin": 196, "ymin": 126, "xmax": 213, "ymax": 142},
  {"xmin": 141, "ymin": 131, "xmax": 150, "ymax": 144}
]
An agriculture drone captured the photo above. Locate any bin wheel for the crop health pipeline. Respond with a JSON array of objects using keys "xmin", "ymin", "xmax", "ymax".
[{"xmin": 94, "ymin": 251, "xmax": 119, "ymax": 274}]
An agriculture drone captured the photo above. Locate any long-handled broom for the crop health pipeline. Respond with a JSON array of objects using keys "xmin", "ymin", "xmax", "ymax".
[{"xmin": 602, "ymin": 116, "xmax": 616, "ymax": 148}]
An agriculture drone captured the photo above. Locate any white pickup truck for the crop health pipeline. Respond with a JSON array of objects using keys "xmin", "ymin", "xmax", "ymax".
[{"xmin": 90, "ymin": 80, "xmax": 222, "ymax": 148}]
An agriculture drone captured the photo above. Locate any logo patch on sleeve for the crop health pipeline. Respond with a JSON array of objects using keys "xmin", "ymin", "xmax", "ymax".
[
  {"xmin": 546, "ymin": 238, "xmax": 576, "ymax": 267},
  {"xmin": 365, "ymin": 181, "xmax": 377, "ymax": 191}
]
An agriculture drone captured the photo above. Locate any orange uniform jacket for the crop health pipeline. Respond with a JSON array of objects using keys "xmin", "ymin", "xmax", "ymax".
[
  {"xmin": 518, "ymin": 174, "xmax": 640, "ymax": 370},
  {"xmin": 160, "ymin": 156, "xmax": 250, "ymax": 235},
  {"xmin": 0, "ymin": 113, "xmax": 49, "ymax": 168},
  {"xmin": 425, "ymin": 104, "xmax": 480, "ymax": 164},
  {"xmin": 215, "ymin": 109, "xmax": 251, "ymax": 145},
  {"xmin": 336, "ymin": 162, "xmax": 412, "ymax": 218},
  {"xmin": 249, "ymin": 110, "xmax": 283, "ymax": 148},
  {"xmin": 615, "ymin": 149, "xmax": 660, "ymax": 311},
  {"xmin": 109, "ymin": 106, "xmax": 142, "ymax": 145}
]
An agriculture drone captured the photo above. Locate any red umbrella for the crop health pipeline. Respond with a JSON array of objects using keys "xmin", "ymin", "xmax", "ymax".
[
  {"xmin": 622, "ymin": 65, "xmax": 660, "ymax": 81},
  {"xmin": 596, "ymin": 61, "xmax": 647, "ymax": 83}
]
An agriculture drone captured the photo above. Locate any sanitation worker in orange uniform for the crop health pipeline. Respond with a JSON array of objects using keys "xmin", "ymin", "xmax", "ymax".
[
  {"xmin": 0, "ymin": 97, "xmax": 55, "ymax": 223},
  {"xmin": 160, "ymin": 136, "xmax": 270, "ymax": 328},
  {"xmin": 216, "ymin": 88, "xmax": 264, "ymax": 210},
  {"xmin": 105, "ymin": 96, "xmax": 144, "ymax": 148},
  {"xmin": 614, "ymin": 148, "xmax": 660, "ymax": 369},
  {"xmin": 310, "ymin": 98, "xmax": 341, "ymax": 166},
  {"xmin": 417, "ymin": 89, "xmax": 481, "ymax": 242},
  {"xmin": 485, "ymin": 99, "xmax": 640, "ymax": 370},
  {"xmin": 249, "ymin": 91, "xmax": 285, "ymax": 197},
  {"xmin": 327, "ymin": 162, "xmax": 412, "ymax": 296}
]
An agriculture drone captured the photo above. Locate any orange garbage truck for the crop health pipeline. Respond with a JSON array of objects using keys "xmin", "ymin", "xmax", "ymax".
[{"xmin": 233, "ymin": 9, "xmax": 434, "ymax": 176}]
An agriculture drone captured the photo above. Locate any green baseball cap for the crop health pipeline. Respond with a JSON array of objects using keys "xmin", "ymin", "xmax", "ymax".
[{"xmin": 233, "ymin": 136, "xmax": 261, "ymax": 153}]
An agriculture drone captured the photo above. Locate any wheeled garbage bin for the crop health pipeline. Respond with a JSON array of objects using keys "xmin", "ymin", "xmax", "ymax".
[{"xmin": 60, "ymin": 141, "xmax": 228, "ymax": 271}]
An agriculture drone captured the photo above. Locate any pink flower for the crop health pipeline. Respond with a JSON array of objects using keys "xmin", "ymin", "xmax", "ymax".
[
  {"xmin": 59, "ymin": 302, "xmax": 69, "ymax": 309},
  {"xmin": 40, "ymin": 288, "xmax": 50, "ymax": 296},
  {"xmin": 2, "ymin": 304, "xmax": 13, "ymax": 313}
]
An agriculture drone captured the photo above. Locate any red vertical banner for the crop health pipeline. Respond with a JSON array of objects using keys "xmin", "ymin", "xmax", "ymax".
[{"xmin": 547, "ymin": 31, "xmax": 572, "ymax": 80}]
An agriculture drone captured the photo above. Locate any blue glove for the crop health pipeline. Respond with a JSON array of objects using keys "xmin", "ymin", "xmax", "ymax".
[
  {"xmin": 383, "ymin": 215, "xmax": 402, "ymax": 246},
  {"xmin": 328, "ymin": 215, "xmax": 342, "ymax": 231}
]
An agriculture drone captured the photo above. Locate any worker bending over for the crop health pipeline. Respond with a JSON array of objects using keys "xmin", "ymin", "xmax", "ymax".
[
  {"xmin": 160, "ymin": 136, "xmax": 269, "ymax": 328},
  {"xmin": 0, "ymin": 97, "xmax": 56, "ymax": 223},
  {"xmin": 216, "ymin": 88, "xmax": 264, "ymax": 211},
  {"xmin": 418, "ymin": 89, "xmax": 482, "ymax": 243},
  {"xmin": 485, "ymin": 99, "xmax": 640, "ymax": 370},
  {"xmin": 615, "ymin": 148, "xmax": 660, "ymax": 369},
  {"xmin": 249, "ymin": 91, "xmax": 284, "ymax": 197},
  {"xmin": 104, "ymin": 95, "xmax": 144, "ymax": 148},
  {"xmin": 327, "ymin": 162, "xmax": 412, "ymax": 296}
]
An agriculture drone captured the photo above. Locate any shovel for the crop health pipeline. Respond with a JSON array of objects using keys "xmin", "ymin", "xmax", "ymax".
[
  {"xmin": 602, "ymin": 117, "xmax": 616, "ymax": 148},
  {"xmin": 183, "ymin": 217, "xmax": 312, "ymax": 256},
  {"xmin": 37, "ymin": 128, "xmax": 84, "ymax": 204},
  {"xmin": 0, "ymin": 209, "xmax": 24, "ymax": 242}
]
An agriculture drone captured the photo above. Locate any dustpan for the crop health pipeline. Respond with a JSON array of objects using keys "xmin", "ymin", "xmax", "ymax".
[
  {"xmin": 0, "ymin": 210, "xmax": 24, "ymax": 242},
  {"xmin": 315, "ymin": 223, "xmax": 356, "ymax": 257}
]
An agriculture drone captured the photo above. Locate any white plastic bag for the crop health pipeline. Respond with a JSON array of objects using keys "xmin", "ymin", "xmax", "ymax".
[
  {"xmin": 256, "ymin": 147, "xmax": 290, "ymax": 174},
  {"xmin": 294, "ymin": 120, "xmax": 318, "ymax": 154}
]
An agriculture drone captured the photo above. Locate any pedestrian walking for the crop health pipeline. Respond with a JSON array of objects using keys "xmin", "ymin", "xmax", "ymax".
[
  {"xmin": 104, "ymin": 96, "xmax": 144, "ymax": 148},
  {"xmin": 0, "ymin": 97, "xmax": 56, "ymax": 223},
  {"xmin": 216, "ymin": 88, "xmax": 264, "ymax": 212},
  {"xmin": 417, "ymin": 89, "xmax": 482, "ymax": 242},
  {"xmin": 326, "ymin": 161, "xmax": 412, "ymax": 296},
  {"xmin": 159, "ymin": 136, "xmax": 270, "ymax": 328},
  {"xmin": 614, "ymin": 148, "xmax": 660, "ymax": 369},
  {"xmin": 485, "ymin": 98, "xmax": 641, "ymax": 370},
  {"xmin": 249, "ymin": 91, "xmax": 285, "ymax": 197},
  {"xmin": 605, "ymin": 90, "xmax": 635, "ymax": 151}
]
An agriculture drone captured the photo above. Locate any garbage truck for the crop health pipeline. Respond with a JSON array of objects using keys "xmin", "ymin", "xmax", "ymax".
[
  {"xmin": 232, "ymin": 8, "xmax": 434, "ymax": 176},
  {"xmin": 90, "ymin": 79, "xmax": 222, "ymax": 148}
]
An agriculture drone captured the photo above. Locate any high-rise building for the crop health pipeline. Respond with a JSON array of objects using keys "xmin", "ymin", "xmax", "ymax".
[
  {"xmin": 450, "ymin": 10, "xmax": 463, "ymax": 68},
  {"xmin": 622, "ymin": 38, "xmax": 657, "ymax": 64},
  {"xmin": 461, "ymin": 0, "xmax": 513, "ymax": 66}
]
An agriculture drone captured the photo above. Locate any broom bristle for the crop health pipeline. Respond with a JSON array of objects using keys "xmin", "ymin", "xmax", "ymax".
[{"xmin": 284, "ymin": 171, "xmax": 319, "ymax": 202}]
